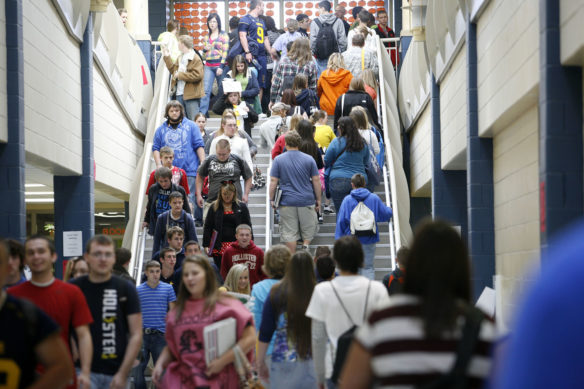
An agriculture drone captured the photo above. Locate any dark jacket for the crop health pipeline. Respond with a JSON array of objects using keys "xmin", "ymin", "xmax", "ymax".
[
  {"xmin": 152, "ymin": 210, "xmax": 198, "ymax": 254},
  {"xmin": 295, "ymin": 88, "xmax": 319, "ymax": 116},
  {"xmin": 212, "ymin": 98, "xmax": 259, "ymax": 137},
  {"xmin": 144, "ymin": 183, "xmax": 191, "ymax": 235},
  {"xmin": 203, "ymin": 202, "xmax": 252, "ymax": 251},
  {"xmin": 382, "ymin": 267, "xmax": 405, "ymax": 296},
  {"xmin": 224, "ymin": 69, "xmax": 260, "ymax": 107},
  {"xmin": 333, "ymin": 90, "xmax": 379, "ymax": 131}
]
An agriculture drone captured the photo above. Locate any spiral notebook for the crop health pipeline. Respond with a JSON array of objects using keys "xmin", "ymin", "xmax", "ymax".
[{"xmin": 203, "ymin": 317, "xmax": 236, "ymax": 365}]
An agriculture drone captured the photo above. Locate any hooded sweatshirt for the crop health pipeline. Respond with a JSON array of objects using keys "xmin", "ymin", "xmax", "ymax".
[
  {"xmin": 335, "ymin": 187, "xmax": 393, "ymax": 244},
  {"xmin": 317, "ymin": 69, "xmax": 353, "ymax": 115},
  {"xmin": 220, "ymin": 240, "xmax": 266, "ymax": 287},
  {"xmin": 309, "ymin": 12, "xmax": 348, "ymax": 55},
  {"xmin": 295, "ymin": 88, "xmax": 319, "ymax": 115}
]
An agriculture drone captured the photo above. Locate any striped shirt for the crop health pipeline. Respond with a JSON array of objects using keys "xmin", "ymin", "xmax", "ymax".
[
  {"xmin": 202, "ymin": 32, "xmax": 229, "ymax": 67},
  {"xmin": 137, "ymin": 281, "xmax": 176, "ymax": 332},
  {"xmin": 356, "ymin": 295, "xmax": 496, "ymax": 389}
]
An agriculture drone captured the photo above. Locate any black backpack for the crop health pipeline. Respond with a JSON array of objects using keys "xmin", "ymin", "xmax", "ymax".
[
  {"xmin": 314, "ymin": 18, "xmax": 339, "ymax": 60},
  {"xmin": 330, "ymin": 280, "xmax": 371, "ymax": 384}
]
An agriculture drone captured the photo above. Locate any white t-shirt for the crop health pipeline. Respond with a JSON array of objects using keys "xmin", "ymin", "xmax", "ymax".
[
  {"xmin": 306, "ymin": 275, "xmax": 390, "ymax": 369},
  {"xmin": 359, "ymin": 128, "xmax": 380, "ymax": 155}
]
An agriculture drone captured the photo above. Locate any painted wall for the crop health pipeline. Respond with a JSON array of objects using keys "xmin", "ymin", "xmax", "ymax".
[
  {"xmin": 23, "ymin": 0, "xmax": 82, "ymax": 173},
  {"xmin": 560, "ymin": 0, "xmax": 584, "ymax": 66},
  {"xmin": 440, "ymin": 44, "xmax": 467, "ymax": 170},
  {"xmin": 93, "ymin": 66, "xmax": 143, "ymax": 196},
  {"xmin": 409, "ymin": 105, "xmax": 431, "ymax": 197},
  {"xmin": 0, "ymin": 0, "xmax": 6, "ymax": 143},
  {"xmin": 477, "ymin": 0, "xmax": 539, "ymax": 137},
  {"xmin": 493, "ymin": 105, "xmax": 540, "ymax": 327}
]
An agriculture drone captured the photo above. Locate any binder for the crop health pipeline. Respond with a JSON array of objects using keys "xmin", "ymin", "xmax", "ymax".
[{"xmin": 203, "ymin": 317, "xmax": 237, "ymax": 365}]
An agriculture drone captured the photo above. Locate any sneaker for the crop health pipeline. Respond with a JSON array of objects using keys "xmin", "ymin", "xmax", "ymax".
[
  {"xmin": 258, "ymin": 113, "xmax": 268, "ymax": 119},
  {"xmin": 301, "ymin": 244, "xmax": 310, "ymax": 252},
  {"xmin": 318, "ymin": 212, "xmax": 324, "ymax": 224},
  {"xmin": 323, "ymin": 204, "xmax": 334, "ymax": 214}
]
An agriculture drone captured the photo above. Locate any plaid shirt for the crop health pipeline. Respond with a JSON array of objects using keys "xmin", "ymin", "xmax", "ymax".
[{"xmin": 270, "ymin": 56, "xmax": 317, "ymax": 102}]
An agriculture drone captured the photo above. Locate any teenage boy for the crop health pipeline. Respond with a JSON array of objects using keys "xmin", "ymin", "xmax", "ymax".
[
  {"xmin": 184, "ymin": 240, "xmax": 202, "ymax": 256},
  {"xmin": 145, "ymin": 146, "xmax": 190, "ymax": 196},
  {"xmin": 144, "ymin": 166, "xmax": 191, "ymax": 235},
  {"xmin": 152, "ymin": 226, "xmax": 186, "ymax": 267},
  {"xmin": 5, "ymin": 238, "xmax": 26, "ymax": 288},
  {"xmin": 70, "ymin": 235, "xmax": 142, "ymax": 389},
  {"xmin": 9, "ymin": 235, "xmax": 94, "ymax": 389},
  {"xmin": 152, "ymin": 191, "xmax": 197, "ymax": 255},
  {"xmin": 221, "ymin": 224, "xmax": 265, "ymax": 287},
  {"xmin": 134, "ymin": 261, "xmax": 176, "ymax": 389},
  {"xmin": 0, "ymin": 239, "xmax": 73, "ymax": 389},
  {"xmin": 158, "ymin": 248, "xmax": 181, "ymax": 295}
]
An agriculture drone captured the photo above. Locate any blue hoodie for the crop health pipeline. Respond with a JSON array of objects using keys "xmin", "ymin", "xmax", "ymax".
[
  {"xmin": 335, "ymin": 187, "xmax": 393, "ymax": 244},
  {"xmin": 152, "ymin": 117, "xmax": 205, "ymax": 176}
]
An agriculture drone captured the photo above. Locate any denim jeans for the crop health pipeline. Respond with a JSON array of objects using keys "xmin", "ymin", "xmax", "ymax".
[
  {"xmin": 200, "ymin": 66, "xmax": 224, "ymax": 115},
  {"xmin": 329, "ymin": 177, "xmax": 353, "ymax": 217},
  {"xmin": 176, "ymin": 95, "xmax": 200, "ymax": 121},
  {"xmin": 315, "ymin": 58, "xmax": 329, "ymax": 79},
  {"xmin": 270, "ymin": 360, "xmax": 318, "ymax": 389},
  {"xmin": 360, "ymin": 243, "xmax": 376, "ymax": 280},
  {"xmin": 187, "ymin": 175, "xmax": 202, "ymax": 221},
  {"xmin": 134, "ymin": 331, "xmax": 166, "ymax": 389}
]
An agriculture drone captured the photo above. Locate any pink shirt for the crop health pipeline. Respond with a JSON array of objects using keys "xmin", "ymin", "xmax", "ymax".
[{"xmin": 163, "ymin": 297, "xmax": 253, "ymax": 389}]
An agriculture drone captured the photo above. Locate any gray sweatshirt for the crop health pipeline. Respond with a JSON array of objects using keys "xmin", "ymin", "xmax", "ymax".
[{"xmin": 309, "ymin": 12, "xmax": 348, "ymax": 55}]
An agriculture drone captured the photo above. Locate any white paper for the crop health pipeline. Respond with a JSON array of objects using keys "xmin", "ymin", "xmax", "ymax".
[
  {"xmin": 63, "ymin": 231, "xmax": 83, "ymax": 257},
  {"xmin": 475, "ymin": 286, "xmax": 496, "ymax": 318}
]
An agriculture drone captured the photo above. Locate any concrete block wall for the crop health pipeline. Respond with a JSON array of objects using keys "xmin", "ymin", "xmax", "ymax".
[
  {"xmin": 409, "ymin": 105, "xmax": 431, "ymax": 197},
  {"xmin": 23, "ymin": 0, "xmax": 82, "ymax": 173},
  {"xmin": 0, "ymin": 0, "xmax": 6, "ymax": 142},
  {"xmin": 93, "ymin": 66, "xmax": 143, "ymax": 196},
  {"xmin": 493, "ymin": 105, "xmax": 540, "ymax": 325},
  {"xmin": 440, "ymin": 44, "xmax": 467, "ymax": 170},
  {"xmin": 560, "ymin": 0, "xmax": 584, "ymax": 65},
  {"xmin": 477, "ymin": 0, "xmax": 539, "ymax": 136}
]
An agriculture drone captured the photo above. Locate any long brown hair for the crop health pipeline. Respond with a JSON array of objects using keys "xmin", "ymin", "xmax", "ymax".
[
  {"xmin": 287, "ymin": 38, "xmax": 312, "ymax": 67},
  {"xmin": 269, "ymin": 251, "xmax": 316, "ymax": 358},
  {"xmin": 174, "ymin": 255, "xmax": 221, "ymax": 320},
  {"xmin": 212, "ymin": 181, "xmax": 239, "ymax": 211},
  {"xmin": 403, "ymin": 219, "xmax": 472, "ymax": 338},
  {"xmin": 216, "ymin": 109, "xmax": 237, "ymax": 137}
]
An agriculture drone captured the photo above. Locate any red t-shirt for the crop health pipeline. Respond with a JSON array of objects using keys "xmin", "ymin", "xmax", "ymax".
[
  {"xmin": 9, "ymin": 279, "xmax": 94, "ymax": 388},
  {"xmin": 146, "ymin": 165, "xmax": 190, "ymax": 195},
  {"xmin": 221, "ymin": 241, "xmax": 266, "ymax": 287}
]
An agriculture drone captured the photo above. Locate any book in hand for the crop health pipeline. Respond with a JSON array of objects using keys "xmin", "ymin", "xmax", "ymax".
[
  {"xmin": 208, "ymin": 229, "xmax": 218, "ymax": 256},
  {"xmin": 274, "ymin": 186, "xmax": 282, "ymax": 207},
  {"xmin": 204, "ymin": 317, "xmax": 237, "ymax": 365}
]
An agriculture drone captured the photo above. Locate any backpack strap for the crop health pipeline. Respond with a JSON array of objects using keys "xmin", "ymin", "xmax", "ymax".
[
  {"xmin": 315, "ymin": 19, "xmax": 323, "ymax": 29},
  {"xmin": 449, "ymin": 306, "xmax": 485, "ymax": 381},
  {"xmin": 341, "ymin": 94, "xmax": 345, "ymax": 116},
  {"xmin": 330, "ymin": 281, "xmax": 355, "ymax": 326},
  {"xmin": 362, "ymin": 281, "xmax": 371, "ymax": 322}
]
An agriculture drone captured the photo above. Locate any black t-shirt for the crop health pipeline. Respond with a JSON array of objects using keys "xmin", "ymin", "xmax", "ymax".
[
  {"xmin": 70, "ymin": 275, "xmax": 141, "ymax": 375},
  {"xmin": 0, "ymin": 295, "xmax": 59, "ymax": 388}
]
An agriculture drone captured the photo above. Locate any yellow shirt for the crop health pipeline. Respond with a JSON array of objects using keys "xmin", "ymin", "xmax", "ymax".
[{"xmin": 314, "ymin": 124, "xmax": 336, "ymax": 148}]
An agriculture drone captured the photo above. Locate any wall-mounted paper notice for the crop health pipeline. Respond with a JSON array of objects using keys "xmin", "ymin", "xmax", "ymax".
[{"xmin": 63, "ymin": 231, "xmax": 83, "ymax": 257}]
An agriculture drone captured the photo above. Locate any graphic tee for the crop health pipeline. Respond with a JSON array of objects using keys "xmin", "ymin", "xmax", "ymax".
[
  {"xmin": 197, "ymin": 154, "xmax": 253, "ymax": 202},
  {"xmin": 70, "ymin": 275, "xmax": 141, "ymax": 375},
  {"xmin": 0, "ymin": 295, "xmax": 59, "ymax": 389},
  {"xmin": 162, "ymin": 297, "xmax": 253, "ymax": 388}
]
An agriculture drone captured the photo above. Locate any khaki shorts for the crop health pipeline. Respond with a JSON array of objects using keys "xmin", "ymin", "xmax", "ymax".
[{"xmin": 279, "ymin": 205, "xmax": 319, "ymax": 243}]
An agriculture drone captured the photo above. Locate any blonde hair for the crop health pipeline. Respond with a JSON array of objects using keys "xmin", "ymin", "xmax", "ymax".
[
  {"xmin": 224, "ymin": 264, "xmax": 250, "ymax": 294},
  {"xmin": 349, "ymin": 77, "xmax": 365, "ymax": 92},
  {"xmin": 213, "ymin": 181, "xmax": 239, "ymax": 211},
  {"xmin": 327, "ymin": 53, "xmax": 345, "ymax": 72},
  {"xmin": 357, "ymin": 24, "xmax": 370, "ymax": 37},
  {"xmin": 178, "ymin": 35, "xmax": 194, "ymax": 49},
  {"xmin": 288, "ymin": 38, "xmax": 312, "ymax": 67},
  {"xmin": 289, "ymin": 114, "xmax": 304, "ymax": 132},
  {"xmin": 262, "ymin": 245, "xmax": 292, "ymax": 279},
  {"xmin": 349, "ymin": 106, "xmax": 371, "ymax": 129},
  {"xmin": 362, "ymin": 69, "xmax": 378, "ymax": 91},
  {"xmin": 217, "ymin": 109, "xmax": 238, "ymax": 137}
]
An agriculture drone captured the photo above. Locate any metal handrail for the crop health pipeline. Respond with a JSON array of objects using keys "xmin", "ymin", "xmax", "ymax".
[
  {"xmin": 380, "ymin": 37, "xmax": 401, "ymax": 79},
  {"xmin": 375, "ymin": 34, "xmax": 401, "ymax": 269},
  {"xmin": 265, "ymin": 159, "xmax": 273, "ymax": 252},
  {"xmin": 151, "ymin": 41, "xmax": 162, "ymax": 70},
  {"xmin": 133, "ymin": 227, "xmax": 148, "ymax": 283},
  {"xmin": 126, "ymin": 59, "xmax": 171, "ymax": 281}
]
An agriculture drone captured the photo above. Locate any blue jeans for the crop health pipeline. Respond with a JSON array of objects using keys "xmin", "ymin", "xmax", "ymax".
[
  {"xmin": 134, "ymin": 331, "xmax": 166, "ymax": 389},
  {"xmin": 270, "ymin": 360, "xmax": 317, "ymax": 389},
  {"xmin": 360, "ymin": 243, "xmax": 376, "ymax": 280},
  {"xmin": 200, "ymin": 66, "xmax": 224, "ymax": 115},
  {"xmin": 176, "ymin": 95, "xmax": 200, "ymax": 121},
  {"xmin": 315, "ymin": 58, "xmax": 328, "ymax": 79},
  {"xmin": 329, "ymin": 177, "xmax": 353, "ymax": 216},
  {"xmin": 187, "ymin": 175, "xmax": 202, "ymax": 222}
]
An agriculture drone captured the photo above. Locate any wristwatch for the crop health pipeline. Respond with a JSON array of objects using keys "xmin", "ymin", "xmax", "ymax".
[{"xmin": 245, "ymin": 51, "xmax": 250, "ymax": 54}]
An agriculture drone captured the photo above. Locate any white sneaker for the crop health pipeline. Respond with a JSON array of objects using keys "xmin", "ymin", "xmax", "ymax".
[{"xmin": 258, "ymin": 113, "xmax": 267, "ymax": 119}]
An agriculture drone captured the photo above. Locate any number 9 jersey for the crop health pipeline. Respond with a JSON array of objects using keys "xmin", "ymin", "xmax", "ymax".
[{"xmin": 238, "ymin": 14, "xmax": 266, "ymax": 57}]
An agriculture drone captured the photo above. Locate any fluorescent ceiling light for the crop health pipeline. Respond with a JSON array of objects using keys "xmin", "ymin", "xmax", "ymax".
[
  {"xmin": 25, "ymin": 183, "xmax": 46, "ymax": 188},
  {"xmin": 25, "ymin": 192, "xmax": 54, "ymax": 195},
  {"xmin": 25, "ymin": 198, "xmax": 54, "ymax": 203}
]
